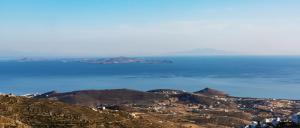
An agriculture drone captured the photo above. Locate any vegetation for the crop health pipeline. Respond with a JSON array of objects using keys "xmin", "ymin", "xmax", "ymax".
[{"xmin": 0, "ymin": 95, "xmax": 176, "ymax": 128}]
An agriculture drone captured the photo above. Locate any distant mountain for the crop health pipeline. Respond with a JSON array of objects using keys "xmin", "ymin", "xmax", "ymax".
[{"xmin": 169, "ymin": 48, "xmax": 239, "ymax": 56}]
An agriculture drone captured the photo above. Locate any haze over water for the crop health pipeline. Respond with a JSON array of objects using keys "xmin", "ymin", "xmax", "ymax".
[{"xmin": 1, "ymin": 56, "xmax": 300, "ymax": 99}]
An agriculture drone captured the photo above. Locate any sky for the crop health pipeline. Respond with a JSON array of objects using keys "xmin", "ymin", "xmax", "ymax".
[{"xmin": 0, "ymin": 0, "xmax": 300, "ymax": 57}]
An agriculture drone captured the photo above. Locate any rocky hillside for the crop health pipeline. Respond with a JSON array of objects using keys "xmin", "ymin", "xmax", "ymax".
[
  {"xmin": 0, "ymin": 116, "xmax": 30, "ymax": 128},
  {"xmin": 35, "ymin": 88, "xmax": 235, "ymax": 109},
  {"xmin": 35, "ymin": 89, "xmax": 167, "ymax": 106},
  {"xmin": 32, "ymin": 88, "xmax": 247, "ymax": 127},
  {"xmin": 0, "ymin": 94, "xmax": 179, "ymax": 128}
]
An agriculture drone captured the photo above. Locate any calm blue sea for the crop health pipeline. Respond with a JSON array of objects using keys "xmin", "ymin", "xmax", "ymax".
[{"xmin": 1, "ymin": 56, "xmax": 300, "ymax": 99}]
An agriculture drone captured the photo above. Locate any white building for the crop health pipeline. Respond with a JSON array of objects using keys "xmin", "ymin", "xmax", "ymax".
[
  {"xmin": 272, "ymin": 117, "xmax": 281, "ymax": 126},
  {"xmin": 264, "ymin": 118, "xmax": 272, "ymax": 123},
  {"xmin": 263, "ymin": 117, "xmax": 281, "ymax": 126}
]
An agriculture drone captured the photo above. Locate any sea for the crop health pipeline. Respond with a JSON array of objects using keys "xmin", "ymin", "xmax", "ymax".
[{"xmin": 1, "ymin": 56, "xmax": 300, "ymax": 99}]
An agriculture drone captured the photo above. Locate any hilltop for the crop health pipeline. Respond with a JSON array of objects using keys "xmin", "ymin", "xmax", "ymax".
[{"xmin": 194, "ymin": 88, "xmax": 228, "ymax": 97}]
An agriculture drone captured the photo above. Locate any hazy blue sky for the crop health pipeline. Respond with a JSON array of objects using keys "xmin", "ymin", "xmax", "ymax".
[{"xmin": 0, "ymin": 0, "xmax": 300, "ymax": 57}]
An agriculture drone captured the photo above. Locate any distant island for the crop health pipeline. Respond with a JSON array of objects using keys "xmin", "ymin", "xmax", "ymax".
[
  {"xmin": 12, "ymin": 57, "xmax": 173, "ymax": 64},
  {"xmin": 79, "ymin": 57, "xmax": 173, "ymax": 64}
]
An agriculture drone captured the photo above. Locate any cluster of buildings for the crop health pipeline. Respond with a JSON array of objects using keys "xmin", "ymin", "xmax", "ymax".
[{"xmin": 244, "ymin": 113, "xmax": 300, "ymax": 128}]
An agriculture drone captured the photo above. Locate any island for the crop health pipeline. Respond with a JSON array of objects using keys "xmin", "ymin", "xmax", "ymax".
[{"xmin": 79, "ymin": 56, "xmax": 173, "ymax": 64}]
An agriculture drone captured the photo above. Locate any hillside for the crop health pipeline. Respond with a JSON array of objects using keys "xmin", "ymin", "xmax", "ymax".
[
  {"xmin": 34, "ymin": 88, "xmax": 251, "ymax": 127},
  {"xmin": 35, "ymin": 89, "xmax": 168, "ymax": 106},
  {"xmin": 0, "ymin": 116, "xmax": 30, "ymax": 128},
  {"xmin": 0, "ymin": 94, "xmax": 178, "ymax": 128},
  {"xmin": 5, "ymin": 88, "xmax": 296, "ymax": 127}
]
